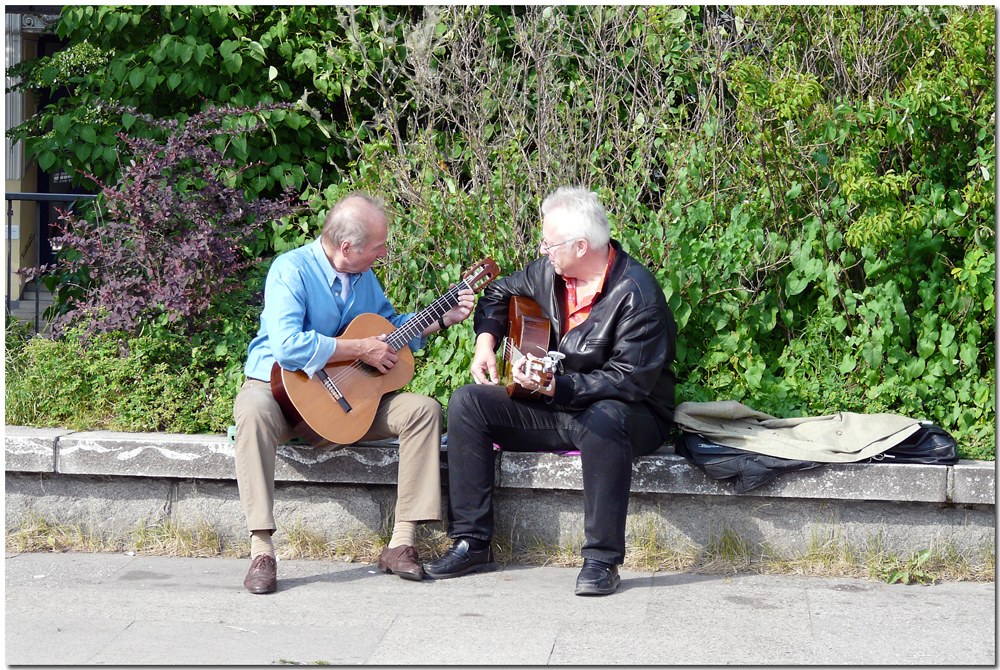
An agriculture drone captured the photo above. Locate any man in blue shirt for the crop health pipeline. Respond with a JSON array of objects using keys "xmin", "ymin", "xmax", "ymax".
[{"xmin": 234, "ymin": 192, "xmax": 475, "ymax": 594}]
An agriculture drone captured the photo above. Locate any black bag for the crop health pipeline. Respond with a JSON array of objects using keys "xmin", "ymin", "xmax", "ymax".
[
  {"xmin": 675, "ymin": 421, "xmax": 959, "ymax": 494},
  {"xmin": 674, "ymin": 432, "xmax": 823, "ymax": 493},
  {"xmin": 867, "ymin": 422, "xmax": 958, "ymax": 465}
]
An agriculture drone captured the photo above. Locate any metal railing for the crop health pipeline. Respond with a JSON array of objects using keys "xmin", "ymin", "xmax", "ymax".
[{"xmin": 5, "ymin": 192, "xmax": 97, "ymax": 334}]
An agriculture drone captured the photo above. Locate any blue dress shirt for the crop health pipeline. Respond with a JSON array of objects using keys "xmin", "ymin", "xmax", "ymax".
[{"xmin": 243, "ymin": 238, "xmax": 425, "ymax": 381}]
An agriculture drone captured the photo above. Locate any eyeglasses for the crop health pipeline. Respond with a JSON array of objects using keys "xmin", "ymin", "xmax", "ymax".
[{"xmin": 539, "ymin": 237, "xmax": 581, "ymax": 254}]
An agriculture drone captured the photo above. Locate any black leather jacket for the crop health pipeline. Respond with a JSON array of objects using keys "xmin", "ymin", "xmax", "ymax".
[{"xmin": 475, "ymin": 239, "xmax": 678, "ymax": 427}]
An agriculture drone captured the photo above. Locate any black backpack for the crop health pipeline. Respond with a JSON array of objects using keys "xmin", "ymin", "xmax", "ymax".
[
  {"xmin": 674, "ymin": 432, "xmax": 823, "ymax": 493},
  {"xmin": 867, "ymin": 422, "xmax": 958, "ymax": 465}
]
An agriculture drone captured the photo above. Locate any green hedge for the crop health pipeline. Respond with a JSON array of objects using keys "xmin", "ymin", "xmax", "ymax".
[{"xmin": 6, "ymin": 6, "xmax": 994, "ymax": 459}]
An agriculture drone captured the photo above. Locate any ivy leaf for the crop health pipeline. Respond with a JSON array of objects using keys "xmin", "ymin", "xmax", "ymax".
[
  {"xmin": 802, "ymin": 257, "xmax": 823, "ymax": 281},
  {"xmin": 227, "ymin": 53, "xmax": 243, "ymax": 75},
  {"xmin": 247, "ymin": 41, "xmax": 267, "ymax": 62},
  {"xmin": 904, "ymin": 358, "xmax": 926, "ymax": 379},
  {"xmin": 53, "ymin": 115, "xmax": 73, "ymax": 137},
  {"xmin": 79, "ymin": 125, "xmax": 97, "ymax": 144},
  {"xmin": 959, "ymin": 344, "xmax": 977, "ymax": 367},
  {"xmin": 838, "ymin": 355, "xmax": 857, "ymax": 374},
  {"xmin": 195, "ymin": 44, "xmax": 211, "ymax": 66},
  {"xmin": 916, "ymin": 337, "xmax": 936, "ymax": 359},
  {"xmin": 219, "ymin": 39, "xmax": 237, "ymax": 60},
  {"xmin": 293, "ymin": 48, "xmax": 318, "ymax": 73},
  {"xmin": 37, "ymin": 150, "xmax": 57, "ymax": 172},
  {"xmin": 786, "ymin": 271, "xmax": 809, "ymax": 296}
]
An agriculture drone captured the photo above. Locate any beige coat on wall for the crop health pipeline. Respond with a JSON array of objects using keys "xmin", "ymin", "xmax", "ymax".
[{"xmin": 673, "ymin": 401, "xmax": 923, "ymax": 463}]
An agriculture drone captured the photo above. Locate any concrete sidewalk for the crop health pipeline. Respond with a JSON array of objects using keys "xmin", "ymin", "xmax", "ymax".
[{"xmin": 5, "ymin": 551, "xmax": 995, "ymax": 666}]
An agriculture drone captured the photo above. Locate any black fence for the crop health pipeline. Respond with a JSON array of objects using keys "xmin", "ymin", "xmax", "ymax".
[{"xmin": 5, "ymin": 192, "xmax": 96, "ymax": 334}]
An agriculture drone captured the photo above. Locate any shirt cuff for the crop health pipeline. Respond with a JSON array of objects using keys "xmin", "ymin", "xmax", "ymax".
[{"xmin": 301, "ymin": 337, "xmax": 338, "ymax": 378}]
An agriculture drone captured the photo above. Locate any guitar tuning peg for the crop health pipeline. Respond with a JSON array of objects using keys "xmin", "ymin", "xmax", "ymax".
[{"xmin": 542, "ymin": 351, "xmax": 565, "ymax": 370}]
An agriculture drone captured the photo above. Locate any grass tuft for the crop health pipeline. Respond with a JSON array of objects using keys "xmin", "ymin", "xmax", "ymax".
[
  {"xmin": 6, "ymin": 513, "xmax": 107, "ymax": 554},
  {"xmin": 5, "ymin": 512, "xmax": 994, "ymax": 583},
  {"xmin": 128, "ymin": 518, "xmax": 233, "ymax": 557}
]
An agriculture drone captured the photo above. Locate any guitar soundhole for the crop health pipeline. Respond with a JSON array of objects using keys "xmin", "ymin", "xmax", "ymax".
[{"xmin": 357, "ymin": 362, "xmax": 381, "ymax": 377}]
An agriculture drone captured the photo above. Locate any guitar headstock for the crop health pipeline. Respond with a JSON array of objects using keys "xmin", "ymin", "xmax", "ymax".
[
  {"xmin": 523, "ymin": 350, "xmax": 565, "ymax": 393},
  {"xmin": 463, "ymin": 258, "xmax": 500, "ymax": 293}
]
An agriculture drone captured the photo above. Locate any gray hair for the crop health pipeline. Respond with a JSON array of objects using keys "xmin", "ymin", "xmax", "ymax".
[
  {"xmin": 540, "ymin": 186, "xmax": 610, "ymax": 251},
  {"xmin": 321, "ymin": 192, "xmax": 388, "ymax": 249}
]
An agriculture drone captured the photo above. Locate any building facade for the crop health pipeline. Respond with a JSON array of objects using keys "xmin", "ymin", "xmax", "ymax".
[{"xmin": 5, "ymin": 7, "xmax": 62, "ymax": 301}]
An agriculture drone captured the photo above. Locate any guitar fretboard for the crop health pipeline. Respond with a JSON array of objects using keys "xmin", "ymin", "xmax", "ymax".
[{"xmin": 385, "ymin": 280, "xmax": 472, "ymax": 351}]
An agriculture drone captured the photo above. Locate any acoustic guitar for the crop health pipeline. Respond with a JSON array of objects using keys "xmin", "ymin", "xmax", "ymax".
[
  {"xmin": 499, "ymin": 296, "xmax": 558, "ymax": 398},
  {"xmin": 271, "ymin": 258, "xmax": 500, "ymax": 446}
]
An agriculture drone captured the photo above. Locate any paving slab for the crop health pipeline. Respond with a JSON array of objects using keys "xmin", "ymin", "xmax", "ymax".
[
  {"xmin": 5, "ymin": 616, "xmax": 133, "ymax": 666},
  {"xmin": 4, "ymin": 552, "xmax": 994, "ymax": 666}
]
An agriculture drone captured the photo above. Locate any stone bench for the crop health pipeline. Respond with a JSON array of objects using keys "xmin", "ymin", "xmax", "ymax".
[{"xmin": 5, "ymin": 426, "xmax": 995, "ymax": 558}]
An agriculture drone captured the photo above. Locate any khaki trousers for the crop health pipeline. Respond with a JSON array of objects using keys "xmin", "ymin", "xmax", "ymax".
[{"xmin": 233, "ymin": 379, "xmax": 442, "ymax": 533}]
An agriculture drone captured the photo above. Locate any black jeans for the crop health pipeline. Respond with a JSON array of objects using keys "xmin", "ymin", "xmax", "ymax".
[{"xmin": 445, "ymin": 384, "xmax": 667, "ymax": 564}]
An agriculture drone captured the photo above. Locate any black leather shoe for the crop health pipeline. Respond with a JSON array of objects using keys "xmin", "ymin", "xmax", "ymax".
[
  {"xmin": 423, "ymin": 539, "xmax": 496, "ymax": 580},
  {"xmin": 574, "ymin": 558, "xmax": 620, "ymax": 596}
]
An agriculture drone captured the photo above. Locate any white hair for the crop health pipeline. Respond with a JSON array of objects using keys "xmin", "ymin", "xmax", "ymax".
[
  {"xmin": 540, "ymin": 186, "xmax": 610, "ymax": 250},
  {"xmin": 321, "ymin": 192, "xmax": 388, "ymax": 249}
]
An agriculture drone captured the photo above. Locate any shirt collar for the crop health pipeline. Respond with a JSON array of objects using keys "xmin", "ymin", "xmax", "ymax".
[{"xmin": 311, "ymin": 237, "xmax": 344, "ymax": 289}]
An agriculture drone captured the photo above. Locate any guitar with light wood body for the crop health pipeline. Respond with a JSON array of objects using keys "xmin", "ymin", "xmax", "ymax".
[{"xmin": 271, "ymin": 258, "xmax": 499, "ymax": 445}]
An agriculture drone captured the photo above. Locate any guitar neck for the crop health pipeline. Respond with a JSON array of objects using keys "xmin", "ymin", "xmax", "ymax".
[{"xmin": 385, "ymin": 280, "xmax": 470, "ymax": 351}]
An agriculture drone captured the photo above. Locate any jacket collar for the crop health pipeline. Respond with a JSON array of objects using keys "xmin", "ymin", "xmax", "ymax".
[{"xmin": 606, "ymin": 239, "xmax": 626, "ymax": 285}]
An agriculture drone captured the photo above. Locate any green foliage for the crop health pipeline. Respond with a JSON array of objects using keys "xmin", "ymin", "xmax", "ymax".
[
  {"xmin": 880, "ymin": 549, "xmax": 938, "ymax": 585},
  {"xmin": 29, "ymin": 103, "xmax": 299, "ymax": 339},
  {"xmin": 7, "ymin": 5, "xmax": 409, "ymax": 235},
  {"xmin": 7, "ymin": 326, "xmax": 206, "ymax": 432},
  {"xmin": 6, "ymin": 6, "xmax": 994, "ymax": 459},
  {"xmin": 333, "ymin": 6, "xmax": 993, "ymax": 457},
  {"xmin": 5, "ymin": 267, "xmax": 267, "ymax": 433},
  {"xmin": 696, "ymin": 6, "xmax": 995, "ymax": 457}
]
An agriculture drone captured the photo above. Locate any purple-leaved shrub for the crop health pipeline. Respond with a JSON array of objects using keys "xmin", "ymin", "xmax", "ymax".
[{"xmin": 31, "ymin": 102, "xmax": 301, "ymax": 338}]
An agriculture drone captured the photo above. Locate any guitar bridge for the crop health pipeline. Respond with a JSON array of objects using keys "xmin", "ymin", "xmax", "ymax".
[{"xmin": 317, "ymin": 369, "xmax": 352, "ymax": 413}]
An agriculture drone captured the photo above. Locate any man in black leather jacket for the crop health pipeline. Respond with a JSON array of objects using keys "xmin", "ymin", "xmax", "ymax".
[{"xmin": 424, "ymin": 186, "xmax": 678, "ymax": 595}]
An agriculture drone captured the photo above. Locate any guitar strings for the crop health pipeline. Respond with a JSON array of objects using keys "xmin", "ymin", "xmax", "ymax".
[
  {"xmin": 500, "ymin": 338, "xmax": 521, "ymax": 361},
  {"xmin": 323, "ymin": 280, "xmax": 470, "ymax": 388}
]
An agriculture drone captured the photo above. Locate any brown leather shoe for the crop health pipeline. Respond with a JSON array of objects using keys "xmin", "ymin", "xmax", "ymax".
[
  {"xmin": 378, "ymin": 545, "xmax": 424, "ymax": 581},
  {"xmin": 243, "ymin": 554, "xmax": 277, "ymax": 594}
]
